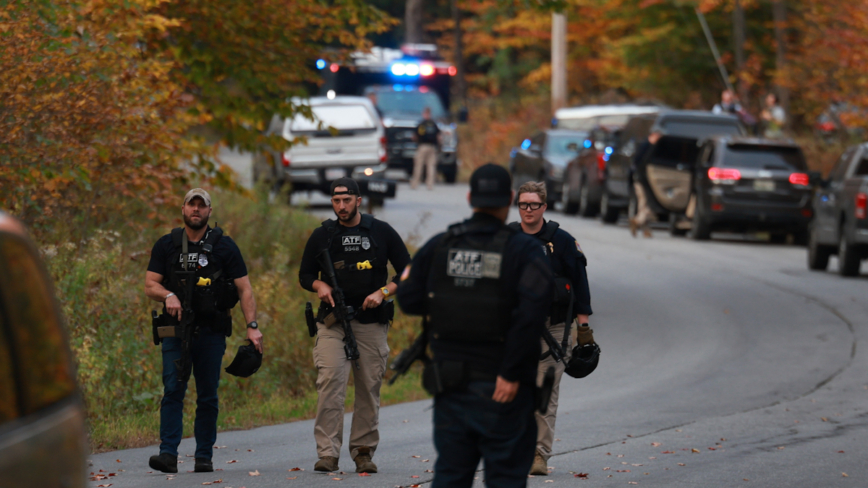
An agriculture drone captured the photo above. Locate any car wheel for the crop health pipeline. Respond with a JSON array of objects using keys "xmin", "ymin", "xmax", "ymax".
[
  {"xmin": 578, "ymin": 177, "xmax": 597, "ymax": 218},
  {"xmin": 669, "ymin": 213, "xmax": 688, "ymax": 237},
  {"xmin": 600, "ymin": 191, "xmax": 620, "ymax": 224},
  {"xmin": 691, "ymin": 202, "xmax": 712, "ymax": 240},
  {"xmin": 562, "ymin": 181, "xmax": 579, "ymax": 215},
  {"xmin": 807, "ymin": 226, "xmax": 832, "ymax": 271},
  {"xmin": 837, "ymin": 227, "xmax": 861, "ymax": 277}
]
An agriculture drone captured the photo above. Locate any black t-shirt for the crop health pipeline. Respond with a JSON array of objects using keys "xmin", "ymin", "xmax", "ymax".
[
  {"xmin": 147, "ymin": 228, "xmax": 248, "ymax": 281},
  {"xmin": 298, "ymin": 215, "xmax": 411, "ymax": 311},
  {"xmin": 415, "ymin": 120, "xmax": 440, "ymax": 145},
  {"xmin": 397, "ymin": 212, "xmax": 553, "ymax": 386}
]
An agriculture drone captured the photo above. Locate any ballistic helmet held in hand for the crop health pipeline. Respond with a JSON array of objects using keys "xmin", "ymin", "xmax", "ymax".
[
  {"xmin": 564, "ymin": 343, "xmax": 600, "ymax": 379},
  {"xmin": 225, "ymin": 342, "xmax": 262, "ymax": 378}
]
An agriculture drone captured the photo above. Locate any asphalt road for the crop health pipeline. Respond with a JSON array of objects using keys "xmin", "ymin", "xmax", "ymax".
[{"xmin": 91, "ymin": 181, "xmax": 868, "ymax": 488}]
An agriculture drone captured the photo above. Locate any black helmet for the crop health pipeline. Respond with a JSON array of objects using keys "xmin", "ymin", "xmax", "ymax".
[
  {"xmin": 564, "ymin": 343, "xmax": 600, "ymax": 379},
  {"xmin": 225, "ymin": 342, "xmax": 262, "ymax": 378}
]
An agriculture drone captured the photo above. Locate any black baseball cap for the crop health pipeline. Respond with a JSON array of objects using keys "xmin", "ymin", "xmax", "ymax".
[
  {"xmin": 330, "ymin": 178, "xmax": 360, "ymax": 196},
  {"xmin": 470, "ymin": 163, "xmax": 512, "ymax": 208}
]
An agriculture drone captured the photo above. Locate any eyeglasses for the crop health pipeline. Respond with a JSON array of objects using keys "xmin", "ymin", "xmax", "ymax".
[{"xmin": 517, "ymin": 202, "xmax": 545, "ymax": 211}]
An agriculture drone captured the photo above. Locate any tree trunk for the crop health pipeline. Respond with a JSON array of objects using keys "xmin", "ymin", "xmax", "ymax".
[
  {"xmin": 405, "ymin": 0, "xmax": 424, "ymax": 44},
  {"xmin": 732, "ymin": 0, "xmax": 748, "ymax": 106},
  {"xmin": 451, "ymin": 0, "xmax": 466, "ymax": 110},
  {"xmin": 772, "ymin": 0, "xmax": 790, "ymax": 128}
]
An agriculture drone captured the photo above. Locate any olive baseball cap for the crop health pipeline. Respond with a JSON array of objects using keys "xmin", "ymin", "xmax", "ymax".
[
  {"xmin": 469, "ymin": 163, "xmax": 512, "ymax": 208},
  {"xmin": 183, "ymin": 188, "xmax": 212, "ymax": 207}
]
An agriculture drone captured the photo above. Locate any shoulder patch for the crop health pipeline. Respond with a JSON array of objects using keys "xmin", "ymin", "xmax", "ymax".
[
  {"xmin": 575, "ymin": 240, "xmax": 583, "ymax": 253},
  {"xmin": 400, "ymin": 264, "xmax": 411, "ymax": 281}
]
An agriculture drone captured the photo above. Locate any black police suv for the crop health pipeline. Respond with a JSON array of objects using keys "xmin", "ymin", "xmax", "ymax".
[
  {"xmin": 601, "ymin": 110, "xmax": 745, "ymax": 224},
  {"xmin": 509, "ymin": 129, "xmax": 589, "ymax": 207},
  {"xmin": 670, "ymin": 137, "xmax": 815, "ymax": 241}
]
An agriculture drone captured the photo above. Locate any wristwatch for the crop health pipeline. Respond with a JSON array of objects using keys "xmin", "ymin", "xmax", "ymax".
[
  {"xmin": 380, "ymin": 287, "xmax": 391, "ymax": 297},
  {"xmin": 246, "ymin": 321, "xmax": 259, "ymax": 330}
]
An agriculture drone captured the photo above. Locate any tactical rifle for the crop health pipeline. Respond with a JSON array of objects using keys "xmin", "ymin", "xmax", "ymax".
[
  {"xmin": 388, "ymin": 332, "xmax": 430, "ymax": 385},
  {"xmin": 174, "ymin": 237, "xmax": 197, "ymax": 383},
  {"xmin": 316, "ymin": 248, "xmax": 361, "ymax": 368},
  {"xmin": 540, "ymin": 279, "xmax": 575, "ymax": 364}
]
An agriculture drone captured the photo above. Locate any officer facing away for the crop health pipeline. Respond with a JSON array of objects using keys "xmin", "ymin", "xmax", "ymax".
[
  {"xmin": 144, "ymin": 188, "xmax": 263, "ymax": 474},
  {"xmin": 509, "ymin": 181, "xmax": 593, "ymax": 476},
  {"xmin": 397, "ymin": 164, "xmax": 553, "ymax": 488},
  {"xmin": 298, "ymin": 178, "xmax": 411, "ymax": 474}
]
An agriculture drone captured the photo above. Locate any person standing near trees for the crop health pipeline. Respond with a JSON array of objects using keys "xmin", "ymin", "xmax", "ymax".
[
  {"xmin": 411, "ymin": 106, "xmax": 441, "ymax": 190},
  {"xmin": 507, "ymin": 182, "xmax": 594, "ymax": 476},
  {"xmin": 298, "ymin": 178, "xmax": 411, "ymax": 474},
  {"xmin": 144, "ymin": 188, "xmax": 263, "ymax": 474},
  {"xmin": 761, "ymin": 93, "xmax": 787, "ymax": 139}
]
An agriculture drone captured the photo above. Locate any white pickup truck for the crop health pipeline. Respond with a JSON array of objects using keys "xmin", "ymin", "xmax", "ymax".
[{"xmin": 257, "ymin": 96, "xmax": 395, "ymax": 200}]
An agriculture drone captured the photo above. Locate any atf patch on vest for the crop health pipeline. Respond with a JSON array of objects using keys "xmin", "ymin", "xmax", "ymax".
[
  {"xmin": 447, "ymin": 249, "xmax": 502, "ymax": 279},
  {"xmin": 342, "ymin": 235, "xmax": 361, "ymax": 251}
]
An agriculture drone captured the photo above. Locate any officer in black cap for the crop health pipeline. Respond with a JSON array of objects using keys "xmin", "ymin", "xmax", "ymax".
[
  {"xmin": 298, "ymin": 177, "xmax": 411, "ymax": 474},
  {"xmin": 144, "ymin": 188, "xmax": 263, "ymax": 474},
  {"xmin": 397, "ymin": 164, "xmax": 553, "ymax": 488}
]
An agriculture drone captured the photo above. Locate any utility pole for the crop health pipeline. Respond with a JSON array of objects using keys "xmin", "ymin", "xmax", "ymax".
[
  {"xmin": 405, "ymin": 0, "xmax": 424, "ymax": 44},
  {"xmin": 551, "ymin": 12, "xmax": 567, "ymax": 113}
]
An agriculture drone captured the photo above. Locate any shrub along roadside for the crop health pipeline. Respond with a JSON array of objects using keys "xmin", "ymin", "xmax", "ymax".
[{"xmin": 41, "ymin": 188, "xmax": 428, "ymax": 452}]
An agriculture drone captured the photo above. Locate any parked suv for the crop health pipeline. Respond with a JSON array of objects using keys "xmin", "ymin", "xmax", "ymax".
[
  {"xmin": 808, "ymin": 143, "xmax": 868, "ymax": 276},
  {"xmin": 678, "ymin": 137, "xmax": 815, "ymax": 241},
  {"xmin": 0, "ymin": 213, "xmax": 87, "ymax": 487},
  {"xmin": 602, "ymin": 110, "xmax": 745, "ymax": 224},
  {"xmin": 562, "ymin": 124, "xmax": 621, "ymax": 216},
  {"xmin": 257, "ymin": 96, "xmax": 395, "ymax": 200},
  {"xmin": 509, "ymin": 129, "xmax": 588, "ymax": 207}
]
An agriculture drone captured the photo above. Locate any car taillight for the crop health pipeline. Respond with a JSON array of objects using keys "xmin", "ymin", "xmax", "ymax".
[
  {"xmin": 708, "ymin": 167, "xmax": 741, "ymax": 183},
  {"xmin": 596, "ymin": 153, "xmax": 606, "ymax": 180},
  {"xmin": 856, "ymin": 192, "xmax": 867, "ymax": 219},
  {"xmin": 379, "ymin": 136, "xmax": 387, "ymax": 163},
  {"xmin": 789, "ymin": 173, "xmax": 810, "ymax": 187},
  {"xmin": 281, "ymin": 153, "xmax": 291, "ymax": 167}
]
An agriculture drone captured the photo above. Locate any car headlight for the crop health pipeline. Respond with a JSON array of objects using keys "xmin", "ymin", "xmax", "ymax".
[{"xmin": 383, "ymin": 117, "xmax": 394, "ymax": 128}]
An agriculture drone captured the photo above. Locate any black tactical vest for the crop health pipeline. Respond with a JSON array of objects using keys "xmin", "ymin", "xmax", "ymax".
[
  {"xmin": 165, "ymin": 226, "xmax": 238, "ymax": 327},
  {"xmin": 322, "ymin": 214, "xmax": 385, "ymax": 301},
  {"xmin": 508, "ymin": 220, "xmax": 572, "ymax": 320},
  {"xmin": 428, "ymin": 222, "xmax": 514, "ymax": 343}
]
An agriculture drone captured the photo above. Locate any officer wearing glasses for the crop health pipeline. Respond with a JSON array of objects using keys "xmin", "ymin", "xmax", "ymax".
[{"xmin": 508, "ymin": 181, "xmax": 593, "ymax": 476}]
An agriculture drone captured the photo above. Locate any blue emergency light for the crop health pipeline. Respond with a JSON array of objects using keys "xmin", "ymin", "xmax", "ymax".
[{"xmin": 316, "ymin": 59, "xmax": 326, "ymax": 70}]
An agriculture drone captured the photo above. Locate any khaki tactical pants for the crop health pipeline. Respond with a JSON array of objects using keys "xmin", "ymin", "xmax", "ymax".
[
  {"xmin": 411, "ymin": 143, "xmax": 438, "ymax": 190},
  {"xmin": 535, "ymin": 320, "xmax": 572, "ymax": 459},
  {"xmin": 633, "ymin": 182, "xmax": 657, "ymax": 228},
  {"xmin": 313, "ymin": 319, "xmax": 389, "ymax": 460}
]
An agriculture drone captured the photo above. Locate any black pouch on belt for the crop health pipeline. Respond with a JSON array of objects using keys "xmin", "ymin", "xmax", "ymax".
[{"xmin": 379, "ymin": 300, "xmax": 395, "ymax": 324}]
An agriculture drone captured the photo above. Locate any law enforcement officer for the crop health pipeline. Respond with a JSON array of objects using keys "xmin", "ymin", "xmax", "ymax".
[
  {"xmin": 298, "ymin": 178, "xmax": 411, "ymax": 474},
  {"xmin": 411, "ymin": 106, "xmax": 441, "ymax": 190},
  {"xmin": 144, "ymin": 188, "xmax": 263, "ymax": 474},
  {"xmin": 508, "ymin": 181, "xmax": 593, "ymax": 476},
  {"xmin": 630, "ymin": 130, "xmax": 661, "ymax": 238},
  {"xmin": 397, "ymin": 164, "xmax": 553, "ymax": 488}
]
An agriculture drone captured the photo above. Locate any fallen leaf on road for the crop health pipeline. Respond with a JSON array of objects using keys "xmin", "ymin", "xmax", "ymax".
[
  {"xmin": 821, "ymin": 417, "xmax": 828, "ymax": 422},
  {"xmin": 843, "ymin": 473, "xmax": 848, "ymax": 477},
  {"xmin": 649, "ymin": 457, "xmax": 657, "ymax": 460},
  {"xmin": 359, "ymin": 473, "xmax": 370, "ymax": 477},
  {"xmin": 603, "ymin": 467, "xmax": 610, "ymax": 471},
  {"xmin": 287, "ymin": 476, "xmax": 297, "ymax": 479},
  {"xmin": 838, "ymin": 451, "xmax": 845, "ymax": 453},
  {"xmin": 289, "ymin": 467, "xmax": 303, "ymax": 471},
  {"xmin": 677, "ymin": 463, "xmax": 685, "ymax": 466},
  {"xmin": 116, "ymin": 460, "xmax": 122, "ymax": 463},
  {"xmin": 616, "ymin": 470, "xmax": 631, "ymax": 473},
  {"xmin": 661, "ymin": 451, "xmax": 674, "ymax": 454},
  {"xmin": 708, "ymin": 447, "xmax": 716, "ymax": 451},
  {"xmin": 629, "ymin": 482, "xmax": 638, "ymax": 485},
  {"xmin": 332, "ymin": 477, "xmax": 342, "ymax": 480},
  {"xmin": 777, "ymin": 446, "xmax": 785, "ymax": 450},
  {"xmin": 214, "ymin": 446, "xmax": 227, "ymax": 449},
  {"xmin": 425, "ymin": 469, "xmax": 433, "ymax": 473},
  {"xmin": 226, "ymin": 460, "xmax": 238, "ymax": 464},
  {"xmin": 691, "ymin": 449, "xmax": 700, "ymax": 453},
  {"xmin": 247, "ymin": 450, "xmax": 254, "ymax": 452},
  {"xmin": 545, "ymin": 481, "xmax": 553, "ymax": 483},
  {"xmin": 743, "ymin": 479, "xmax": 749, "ymax": 481},
  {"xmin": 411, "ymin": 475, "xmax": 420, "ymax": 478},
  {"xmin": 574, "ymin": 473, "xmax": 588, "ymax": 478},
  {"xmin": 202, "ymin": 483, "xmax": 211, "ymax": 486},
  {"xmin": 421, "ymin": 459, "xmax": 429, "ymax": 462},
  {"xmin": 631, "ymin": 464, "xmax": 643, "ymax": 466},
  {"xmin": 411, "ymin": 455, "xmax": 421, "ymax": 458},
  {"xmin": 97, "ymin": 485, "xmax": 112, "ymax": 487},
  {"xmin": 651, "ymin": 442, "xmax": 661, "ymax": 447},
  {"xmin": 248, "ymin": 470, "xmax": 260, "ymax": 476}
]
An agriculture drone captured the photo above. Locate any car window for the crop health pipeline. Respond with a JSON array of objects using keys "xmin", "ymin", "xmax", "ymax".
[
  {"xmin": 721, "ymin": 145, "xmax": 808, "ymax": 171},
  {"xmin": 649, "ymin": 136, "xmax": 703, "ymax": 165},
  {"xmin": 0, "ymin": 233, "xmax": 76, "ymax": 415},
  {"xmin": 546, "ymin": 134, "xmax": 588, "ymax": 157},
  {"xmin": 855, "ymin": 157, "xmax": 868, "ymax": 176},
  {"xmin": 829, "ymin": 148, "xmax": 855, "ymax": 182},
  {"xmin": 290, "ymin": 104, "xmax": 376, "ymax": 132},
  {"xmin": 374, "ymin": 90, "xmax": 446, "ymax": 119},
  {"xmin": 659, "ymin": 119, "xmax": 744, "ymax": 138},
  {"xmin": 0, "ymin": 301, "xmax": 18, "ymax": 423}
]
